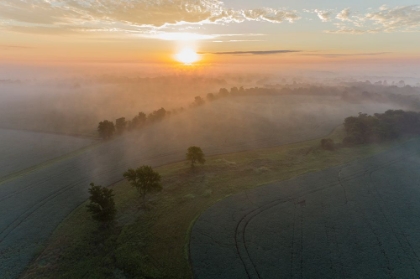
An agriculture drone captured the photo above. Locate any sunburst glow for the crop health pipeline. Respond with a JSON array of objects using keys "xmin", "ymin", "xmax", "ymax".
[{"xmin": 175, "ymin": 48, "xmax": 200, "ymax": 65}]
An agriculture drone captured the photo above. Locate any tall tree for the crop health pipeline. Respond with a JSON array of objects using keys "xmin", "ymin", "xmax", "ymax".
[
  {"xmin": 186, "ymin": 146, "xmax": 206, "ymax": 168},
  {"xmin": 86, "ymin": 183, "xmax": 116, "ymax": 223},
  {"xmin": 148, "ymin": 108, "xmax": 167, "ymax": 122},
  {"xmin": 115, "ymin": 117, "xmax": 127, "ymax": 134},
  {"xmin": 130, "ymin": 112, "xmax": 147, "ymax": 130},
  {"xmin": 123, "ymin": 166, "xmax": 162, "ymax": 203},
  {"xmin": 191, "ymin": 96, "xmax": 205, "ymax": 107},
  {"xmin": 97, "ymin": 120, "xmax": 115, "ymax": 139}
]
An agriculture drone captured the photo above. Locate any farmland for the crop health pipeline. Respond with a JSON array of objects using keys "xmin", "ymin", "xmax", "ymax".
[
  {"xmin": 191, "ymin": 138, "xmax": 420, "ymax": 278},
  {"xmin": 0, "ymin": 129, "xmax": 94, "ymax": 180},
  {"xmin": 0, "ymin": 95, "xmax": 407, "ymax": 278}
]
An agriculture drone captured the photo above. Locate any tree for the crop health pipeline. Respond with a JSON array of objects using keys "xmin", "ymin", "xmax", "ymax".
[
  {"xmin": 116, "ymin": 117, "xmax": 127, "ymax": 134},
  {"xmin": 206, "ymin": 93, "xmax": 216, "ymax": 101},
  {"xmin": 98, "ymin": 120, "xmax": 115, "ymax": 139},
  {"xmin": 123, "ymin": 166, "xmax": 162, "ymax": 203},
  {"xmin": 218, "ymin": 88, "xmax": 229, "ymax": 97},
  {"xmin": 86, "ymin": 183, "xmax": 116, "ymax": 223},
  {"xmin": 148, "ymin": 108, "xmax": 167, "ymax": 122},
  {"xmin": 186, "ymin": 146, "xmax": 206, "ymax": 168},
  {"xmin": 230, "ymin": 87, "xmax": 239, "ymax": 95},
  {"xmin": 191, "ymin": 96, "xmax": 205, "ymax": 107},
  {"xmin": 129, "ymin": 112, "xmax": 147, "ymax": 130}
]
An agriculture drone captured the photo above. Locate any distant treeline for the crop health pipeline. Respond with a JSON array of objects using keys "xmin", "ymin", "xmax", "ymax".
[
  {"xmin": 97, "ymin": 84, "xmax": 420, "ymax": 140},
  {"xmin": 96, "ymin": 86, "xmax": 250, "ymax": 139},
  {"xmin": 343, "ymin": 110, "xmax": 420, "ymax": 146}
]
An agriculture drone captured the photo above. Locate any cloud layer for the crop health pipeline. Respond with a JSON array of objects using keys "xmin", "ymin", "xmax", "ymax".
[
  {"xmin": 202, "ymin": 50, "xmax": 301, "ymax": 55},
  {"xmin": 0, "ymin": 1, "xmax": 418, "ymax": 36},
  {"xmin": 0, "ymin": 0, "xmax": 299, "ymax": 34},
  {"xmin": 327, "ymin": 5, "xmax": 420, "ymax": 34}
]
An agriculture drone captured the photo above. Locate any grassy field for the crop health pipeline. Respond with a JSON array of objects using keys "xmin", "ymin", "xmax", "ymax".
[
  {"xmin": 22, "ymin": 126, "xmax": 402, "ymax": 279},
  {"xmin": 0, "ymin": 129, "xmax": 95, "ymax": 181}
]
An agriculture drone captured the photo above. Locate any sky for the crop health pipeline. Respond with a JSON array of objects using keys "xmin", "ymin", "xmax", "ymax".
[{"xmin": 0, "ymin": 0, "xmax": 419, "ymax": 75}]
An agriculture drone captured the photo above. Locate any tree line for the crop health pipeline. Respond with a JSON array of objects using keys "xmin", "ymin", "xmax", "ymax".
[
  {"xmin": 320, "ymin": 110, "xmax": 420, "ymax": 151},
  {"xmin": 97, "ymin": 85, "xmax": 299, "ymax": 139},
  {"xmin": 342, "ymin": 110, "xmax": 420, "ymax": 146},
  {"xmin": 98, "ymin": 84, "xmax": 420, "ymax": 140},
  {"xmin": 96, "ymin": 87, "xmax": 242, "ymax": 139}
]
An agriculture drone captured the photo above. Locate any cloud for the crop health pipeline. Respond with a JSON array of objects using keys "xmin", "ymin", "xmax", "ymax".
[
  {"xmin": 325, "ymin": 26, "xmax": 381, "ymax": 34},
  {"xmin": 327, "ymin": 5, "xmax": 420, "ymax": 33},
  {"xmin": 314, "ymin": 9, "xmax": 332, "ymax": 22},
  {"xmin": 201, "ymin": 50, "xmax": 301, "ymax": 55},
  {"xmin": 0, "ymin": 0, "xmax": 300, "ymax": 35},
  {"xmin": 0, "ymin": 45, "xmax": 33, "ymax": 49},
  {"xmin": 336, "ymin": 8, "xmax": 352, "ymax": 22},
  {"xmin": 366, "ymin": 5, "xmax": 420, "ymax": 32},
  {"xmin": 241, "ymin": 8, "xmax": 300, "ymax": 23},
  {"xmin": 304, "ymin": 52, "xmax": 390, "ymax": 58},
  {"xmin": 1, "ymin": 2, "xmax": 417, "ymax": 36},
  {"xmin": 211, "ymin": 39, "xmax": 264, "ymax": 43}
]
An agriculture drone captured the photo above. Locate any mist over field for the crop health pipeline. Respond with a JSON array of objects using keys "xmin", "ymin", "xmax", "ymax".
[
  {"xmin": 1, "ymin": 69, "xmax": 419, "ymax": 138},
  {"xmin": 3, "ymin": 69, "xmax": 420, "ymax": 278},
  {"xmin": 2, "ymin": 70, "xmax": 418, "ymax": 275},
  {"xmin": 2, "ymin": 0, "xmax": 420, "ymax": 277}
]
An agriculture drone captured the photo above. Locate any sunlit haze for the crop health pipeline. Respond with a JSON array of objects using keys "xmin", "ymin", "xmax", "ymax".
[
  {"xmin": 175, "ymin": 48, "xmax": 200, "ymax": 65},
  {"xmin": 0, "ymin": 0, "xmax": 419, "ymax": 78},
  {"xmin": 1, "ymin": 1, "xmax": 420, "ymax": 279}
]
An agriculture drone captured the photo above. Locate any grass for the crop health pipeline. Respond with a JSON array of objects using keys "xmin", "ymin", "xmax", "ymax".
[{"xmin": 22, "ymin": 126, "xmax": 401, "ymax": 279}]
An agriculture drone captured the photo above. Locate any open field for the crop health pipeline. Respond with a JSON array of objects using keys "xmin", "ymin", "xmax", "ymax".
[
  {"xmin": 0, "ymin": 129, "xmax": 94, "ymax": 180},
  {"xmin": 191, "ymin": 138, "xmax": 420, "ymax": 279},
  {"xmin": 20, "ymin": 126, "xmax": 408, "ymax": 279},
  {"xmin": 0, "ymin": 95, "xmax": 406, "ymax": 278}
]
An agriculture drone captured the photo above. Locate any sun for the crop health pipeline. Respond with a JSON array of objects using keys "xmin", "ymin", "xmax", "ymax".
[{"xmin": 175, "ymin": 48, "xmax": 200, "ymax": 65}]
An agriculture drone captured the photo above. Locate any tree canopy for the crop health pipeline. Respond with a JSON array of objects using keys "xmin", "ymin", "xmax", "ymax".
[
  {"xmin": 343, "ymin": 110, "xmax": 420, "ymax": 146},
  {"xmin": 86, "ymin": 183, "xmax": 116, "ymax": 223},
  {"xmin": 97, "ymin": 120, "xmax": 115, "ymax": 139},
  {"xmin": 115, "ymin": 117, "xmax": 127, "ymax": 134},
  {"xmin": 148, "ymin": 108, "xmax": 167, "ymax": 122},
  {"xmin": 129, "ymin": 112, "xmax": 147, "ymax": 130},
  {"xmin": 186, "ymin": 146, "xmax": 206, "ymax": 168},
  {"xmin": 123, "ymin": 166, "xmax": 162, "ymax": 202}
]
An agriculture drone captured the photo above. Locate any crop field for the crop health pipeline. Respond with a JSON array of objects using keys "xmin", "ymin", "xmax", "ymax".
[
  {"xmin": 0, "ymin": 129, "xmax": 94, "ymax": 180},
  {"xmin": 0, "ymin": 95, "xmax": 405, "ymax": 278},
  {"xmin": 190, "ymin": 138, "xmax": 420, "ymax": 279}
]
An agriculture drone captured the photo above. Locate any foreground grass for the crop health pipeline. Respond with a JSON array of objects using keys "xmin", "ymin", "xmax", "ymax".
[{"xmin": 22, "ymin": 127, "xmax": 402, "ymax": 279}]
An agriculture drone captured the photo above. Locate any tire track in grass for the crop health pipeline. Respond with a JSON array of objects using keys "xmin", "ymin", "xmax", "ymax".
[
  {"xmin": 233, "ymin": 184, "xmax": 338, "ymax": 279},
  {"xmin": 337, "ymin": 167, "xmax": 348, "ymax": 204},
  {"xmin": 322, "ymin": 198, "xmax": 341, "ymax": 279},
  {"xmin": 0, "ymin": 168, "xmax": 75, "ymax": 203},
  {"xmin": 235, "ymin": 177, "xmax": 344, "ymax": 279},
  {"xmin": 0, "ymin": 176, "xmax": 86, "ymax": 244},
  {"xmin": 192, "ymin": 139, "xmax": 420, "ymax": 278},
  {"xmin": 233, "ymin": 142, "xmax": 416, "ymax": 278},
  {"xmin": 354, "ymin": 192, "xmax": 396, "ymax": 279},
  {"xmin": 368, "ymin": 164, "xmax": 420, "ymax": 277},
  {"xmin": 234, "ymin": 194, "xmax": 301, "ymax": 278},
  {"xmin": 298, "ymin": 202, "xmax": 304, "ymax": 279},
  {"xmin": 290, "ymin": 203, "xmax": 297, "ymax": 279}
]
